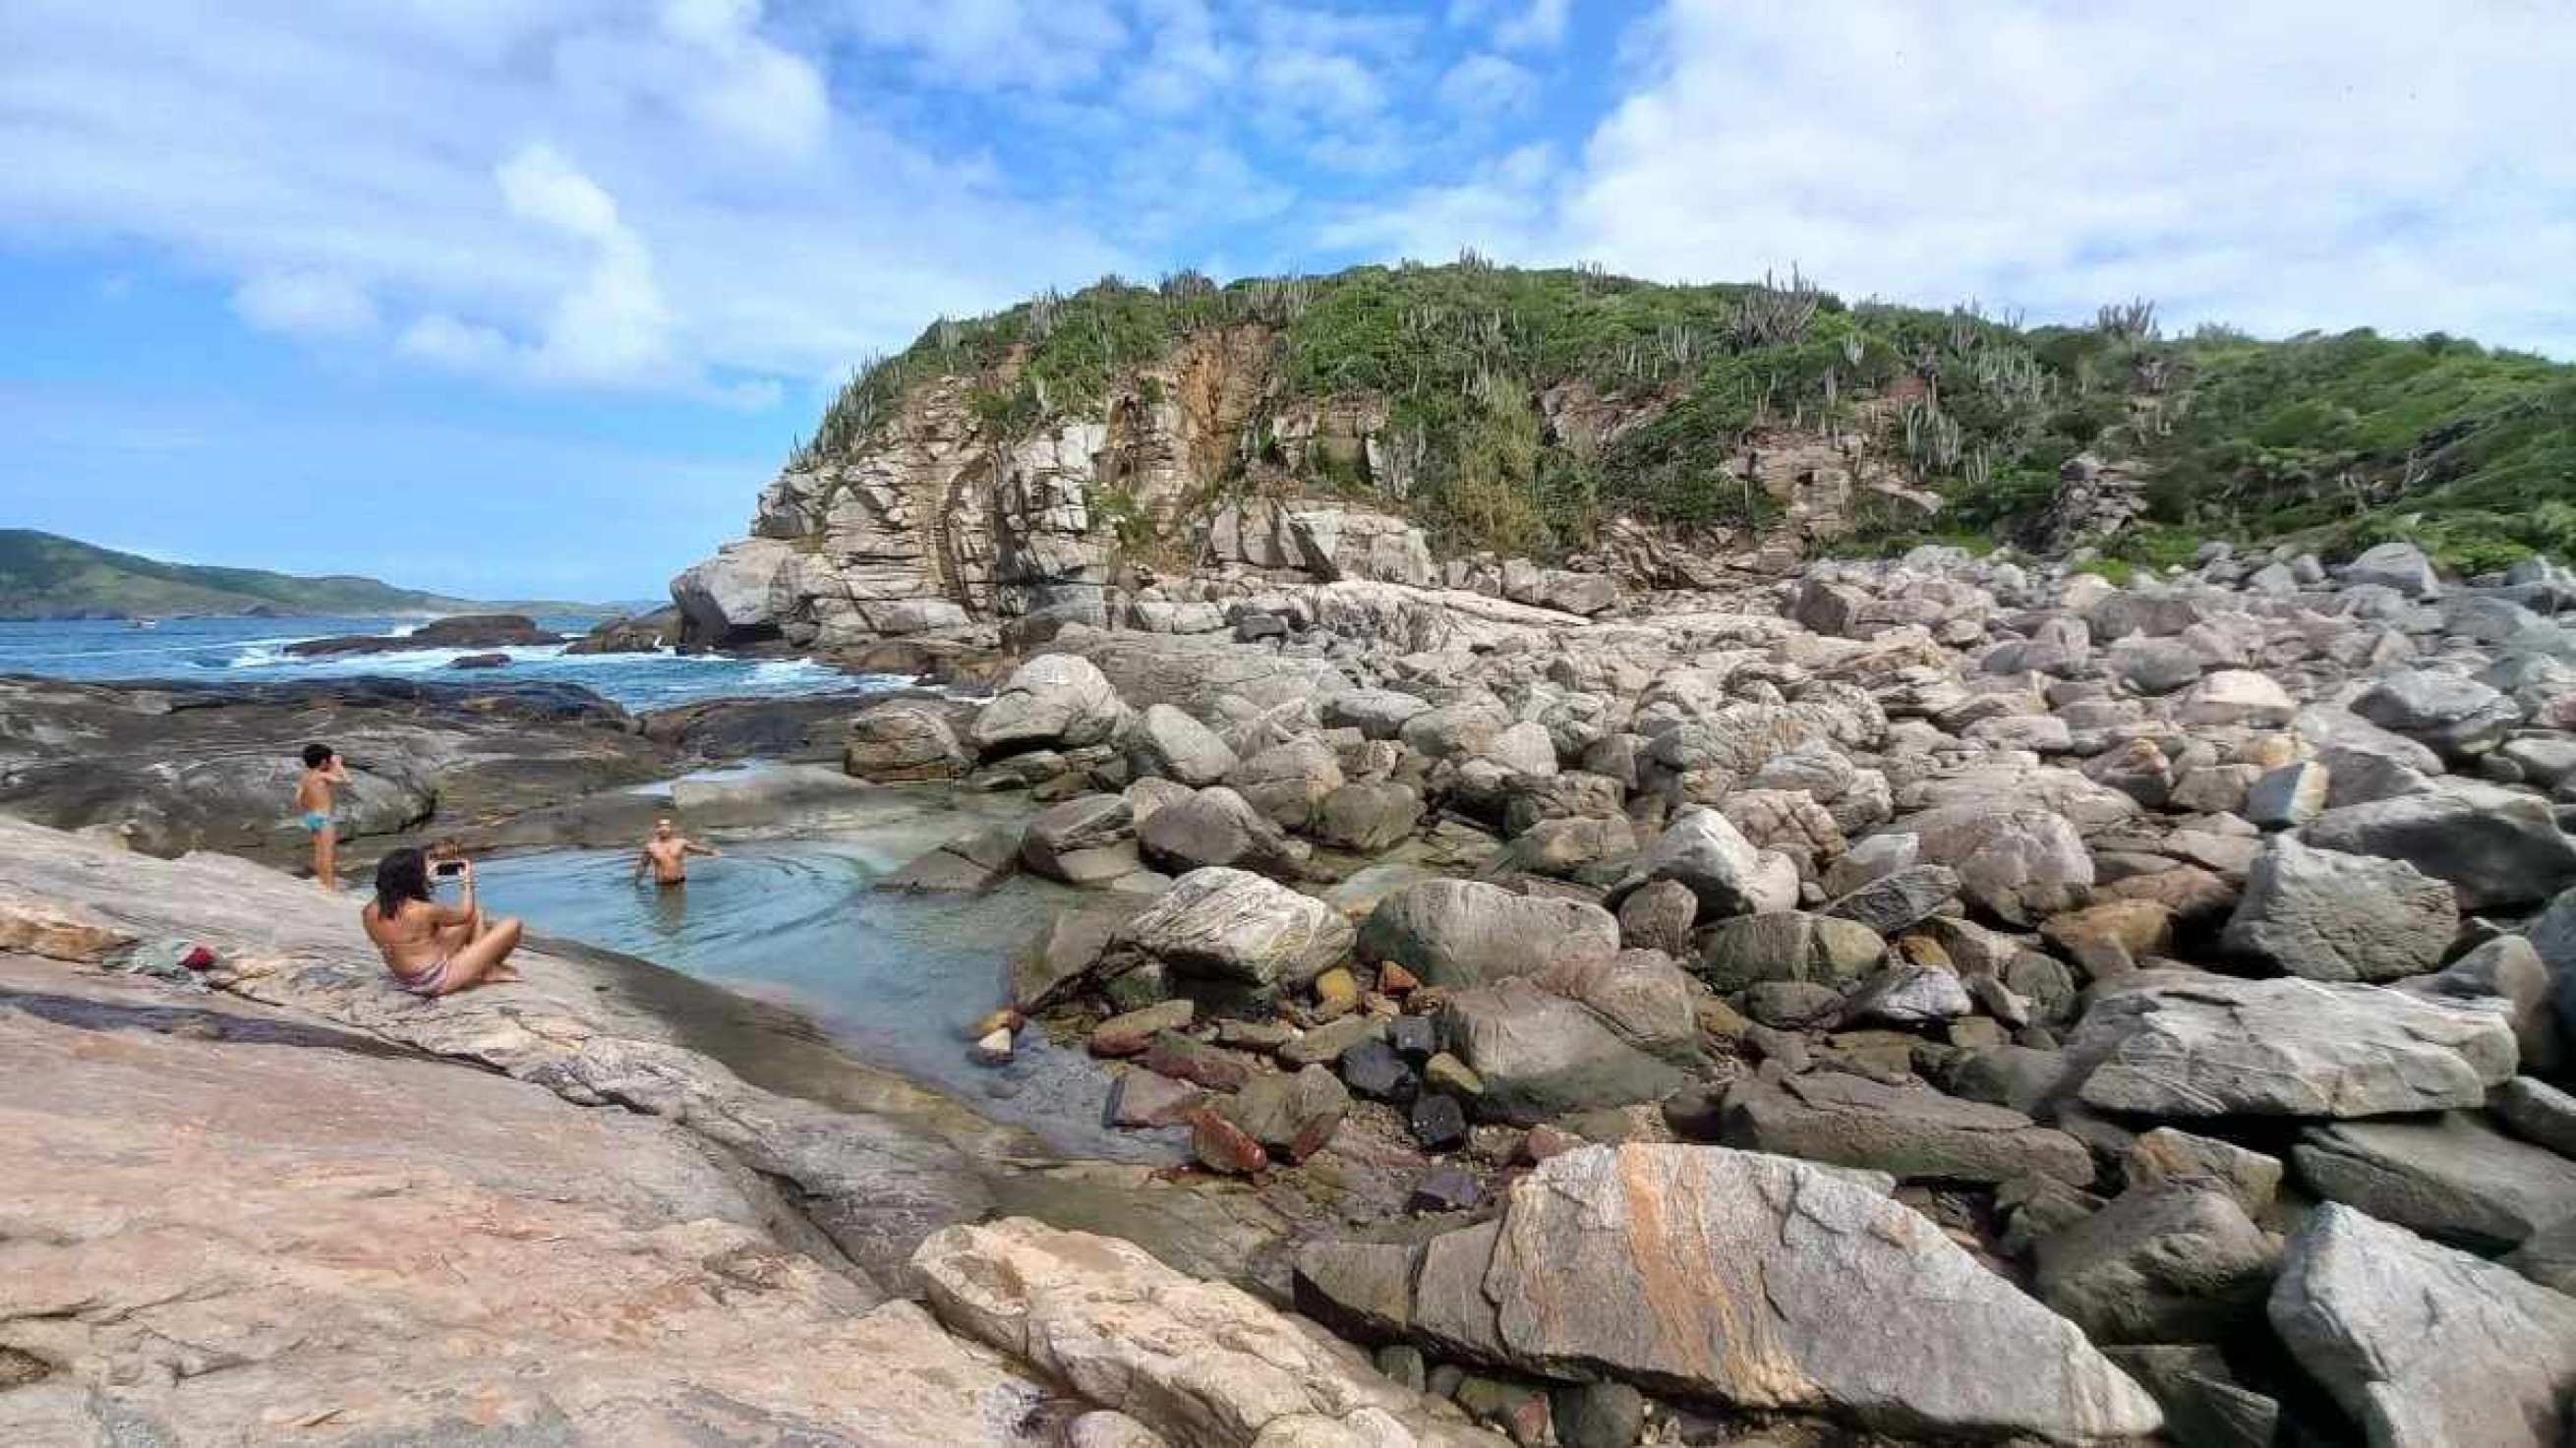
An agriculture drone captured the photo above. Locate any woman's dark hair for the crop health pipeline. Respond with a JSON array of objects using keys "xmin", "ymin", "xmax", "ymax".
[
  {"xmin": 302, "ymin": 743, "xmax": 335, "ymax": 769},
  {"xmin": 374, "ymin": 847, "xmax": 432, "ymax": 920}
]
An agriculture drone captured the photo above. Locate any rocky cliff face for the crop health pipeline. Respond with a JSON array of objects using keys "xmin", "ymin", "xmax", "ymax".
[{"xmin": 669, "ymin": 326, "xmax": 1913, "ymax": 654}]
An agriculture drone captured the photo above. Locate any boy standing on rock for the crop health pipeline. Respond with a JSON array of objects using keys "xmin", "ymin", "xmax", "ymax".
[{"xmin": 295, "ymin": 743, "xmax": 350, "ymax": 892}]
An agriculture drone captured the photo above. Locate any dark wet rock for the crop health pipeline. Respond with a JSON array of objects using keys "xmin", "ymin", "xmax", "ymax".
[
  {"xmin": 2068, "ymin": 973, "xmax": 2517, "ymax": 1119},
  {"xmin": 286, "ymin": 612, "xmax": 563, "ymax": 656},
  {"xmin": 1295, "ymin": 1145, "xmax": 2161, "ymax": 1443},
  {"xmin": 1551, "ymin": 1380, "xmax": 1647, "ymax": 1448},
  {"xmin": 1439, "ymin": 978, "xmax": 1688, "ymax": 1126},
  {"xmin": 1821, "ymin": 863, "xmax": 1961, "ymax": 935},
  {"xmin": 1338, "ymin": 1037, "xmax": 1416, "ymax": 1103},
  {"xmin": 2303, "ymin": 781, "xmax": 2576, "ymax": 909},
  {"xmin": 1409, "ymin": 1091, "xmax": 1470, "ymax": 1152},
  {"xmin": 2270, "ymin": 1202, "xmax": 2576, "ymax": 1448},
  {"xmin": 1720, "ymin": 1071, "xmax": 2092, "ymax": 1185},
  {"xmin": 1741, "ymin": 980, "xmax": 1844, "ymax": 1030},
  {"xmin": 2220, "ymin": 836, "xmax": 2458, "ymax": 982},
  {"xmin": 2034, "ymin": 1185, "xmax": 2277, "ymax": 1345},
  {"xmin": 1358, "ymin": 879, "xmax": 1619, "ymax": 989},
  {"xmin": 2295, "ymin": 1112, "xmax": 2576, "ymax": 1251}
]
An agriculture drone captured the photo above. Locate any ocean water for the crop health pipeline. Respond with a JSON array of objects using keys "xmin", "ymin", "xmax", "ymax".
[{"xmin": 0, "ymin": 615, "xmax": 883, "ymax": 711}]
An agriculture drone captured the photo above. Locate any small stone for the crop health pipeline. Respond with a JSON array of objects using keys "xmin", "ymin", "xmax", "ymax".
[
  {"xmin": 1278, "ymin": 1014, "xmax": 1383, "ymax": 1068},
  {"xmin": 1142, "ymin": 1031, "xmax": 1256, "ymax": 1091},
  {"xmin": 1423, "ymin": 1051, "xmax": 1486, "ymax": 1099},
  {"xmin": 1408, "ymin": 1163, "xmax": 1485, "ymax": 1214},
  {"xmin": 1410, "ymin": 1091, "xmax": 1470, "ymax": 1151},
  {"xmin": 1313, "ymin": 965, "xmax": 1361, "ymax": 1019},
  {"xmin": 970, "ymin": 1027, "xmax": 1014, "ymax": 1065},
  {"xmin": 1387, "ymin": 1014, "xmax": 1436, "ymax": 1064},
  {"xmin": 1188, "ymin": 1107, "xmax": 1268, "ymax": 1176},
  {"xmin": 1378, "ymin": 961, "xmax": 1421, "ymax": 995},
  {"xmin": 1089, "ymin": 999, "xmax": 1193, "ymax": 1057},
  {"xmin": 969, "ymin": 1008, "xmax": 1025, "ymax": 1039},
  {"xmin": 1339, "ymin": 1037, "xmax": 1416, "ymax": 1102},
  {"xmin": 1106, "ymin": 1070, "xmax": 1201, "ymax": 1128},
  {"xmin": 1374, "ymin": 1344, "xmax": 1427, "ymax": 1392}
]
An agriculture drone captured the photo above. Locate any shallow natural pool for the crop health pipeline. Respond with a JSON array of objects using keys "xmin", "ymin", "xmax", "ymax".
[{"xmin": 468, "ymin": 810, "xmax": 1179, "ymax": 1163}]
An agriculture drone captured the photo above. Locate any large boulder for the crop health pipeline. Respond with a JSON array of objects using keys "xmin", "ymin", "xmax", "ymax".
[
  {"xmin": 670, "ymin": 537, "xmax": 794, "ymax": 644},
  {"xmin": 2351, "ymin": 669, "xmax": 2521, "ymax": 759},
  {"xmin": 1359, "ymin": 880, "xmax": 1619, "ymax": 988},
  {"xmin": 1902, "ymin": 806, "xmax": 2093, "ymax": 925},
  {"xmin": 1695, "ymin": 910, "xmax": 1885, "ymax": 992},
  {"xmin": 2340, "ymin": 541, "xmax": 2441, "ymax": 597},
  {"xmin": 1311, "ymin": 781, "xmax": 1424, "ymax": 854},
  {"xmin": 973, "ymin": 654, "xmax": 1129, "ymax": 756},
  {"xmin": 2178, "ymin": 670, "xmax": 2297, "ymax": 727},
  {"xmin": 2220, "ymin": 837, "xmax": 2457, "ymax": 982},
  {"xmin": 2269, "ymin": 1203, "xmax": 2576, "ymax": 1448},
  {"xmin": 845, "ymin": 702, "xmax": 969, "ymax": 782},
  {"xmin": 1439, "ymin": 979, "xmax": 1691, "ymax": 1124},
  {"xmin": 915, "ymin": 1218, "xmax": 1494, "ymax": 1448},
  {"xmin": 1295, "ymin": 1145, "xmax": 2162, "ymax": 1444},
  {"xmin": 1614, "ymin": 807, "xmax": 1769, "ymax": 917},
  {"xmin": 1231, "ymin": 736, "xmax": 1345, "ymax": 831},
  {"xmin": 1019, "ymin": 794, "xmax": 1140, "ymax": 885},
  {"xmin": 2033, "ymin": 1186, "xmax": 2277, "ymax": 1346},
  {"xmin": 2303, "ymin": 782, "xmax": 2576, "ymax": 909},
  {"xmin": 1323, "ymin": 688, "xmax": 1434, "ymax": 740},
  {"xmin": 2294, "ymin": 1113, "xmax": 2576, "ymax": 1252},
  {"xmin": 1102, "ymin": 867, "xmax": 1354, "ymax": 997},
  {"xmin": 1136, "ymin": 786, "xmax": 1309, "ymax": 878},
  {"xmin": 1720, "ymin": 1072, "xmax": 2093, "ymax": 1185},
  {"xmin": 2067, "ymin": 974, "xmax": 2517, "ymax": 1119},
  {"xmin": 1128, "ymin": 704, "xmax": 1238, "ymax": 786}
]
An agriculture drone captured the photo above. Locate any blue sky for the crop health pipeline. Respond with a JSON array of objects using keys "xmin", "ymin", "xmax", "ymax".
[{"xmin": 3, "ymin": 1, "xmax": 2572, "ymax": 601}]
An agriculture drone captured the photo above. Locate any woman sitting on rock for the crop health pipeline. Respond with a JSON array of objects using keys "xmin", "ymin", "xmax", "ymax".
[{"xmin": 362, "ymin": 847, "xmax": 524, "ymax": 997}]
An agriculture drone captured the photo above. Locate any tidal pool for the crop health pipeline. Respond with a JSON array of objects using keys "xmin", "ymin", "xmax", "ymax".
[{"xmin": 469, "ymin": 810, "xmax": 1179, "ymax": 1163}]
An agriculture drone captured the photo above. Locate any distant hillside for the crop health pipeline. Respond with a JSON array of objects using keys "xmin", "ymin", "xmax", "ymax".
[
  {"xmin": 787, "ymin": 261, "xmax": 2576, "ymax": 573},
  {"xmin": 0, "ymin": 531, "xmax": 586, "ymax": 620}
]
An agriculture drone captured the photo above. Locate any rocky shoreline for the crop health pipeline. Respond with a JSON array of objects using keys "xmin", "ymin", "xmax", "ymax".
[{"xmin": 7, "ymin": 529, "xmax": 2576, "ymax": 1444}]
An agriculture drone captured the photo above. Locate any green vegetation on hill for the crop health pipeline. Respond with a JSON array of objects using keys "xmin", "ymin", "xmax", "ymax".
[
  {"xmin": 791, "ymin": 260, "xmax": 2576, "ymax": 570},
  {"xmin": 0, "ymin": 530, "xmax": 535, "ymax": 619}
]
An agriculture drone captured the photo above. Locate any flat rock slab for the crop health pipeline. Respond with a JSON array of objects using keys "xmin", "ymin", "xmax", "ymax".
[
  {"xmin": 2270, "ymin": 1202, "xmax": 2576, "ymax": 1448},
  {"xmin": 1721, "ymin": 1070, "xmax": 2092, "ymax": 1184},
  {"xmin": 1297, "ymin": 1144, "xmax": 2161, "ymax": 1444},
  {"xmin": 2295, "ymin": 1112, "xmax": 2576, "ymax": 1252},
  {"xmin": 915, "ymin": 1217, "xmax": 1500, "ymax": 1448},
  {"xmin": 2067, "ymin": 972, "xmax": 2516, "ymax": 1119},
  {"xmin": 0, "ymin": 956, "xmax": 1061, "ymax": 1445}
]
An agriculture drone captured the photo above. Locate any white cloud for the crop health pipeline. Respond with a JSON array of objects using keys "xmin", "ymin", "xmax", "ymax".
[
  {"xmin": 1369, "ymin": 0, "xmax": 2576, "ymax": 356},
  {"xmin": 1437, "ymin": 53, "xmax": 1537, "ymax": 118},
  {"xmin": 398, "ymin": 314, "xmax": 513, "ymax": 370},
  {"xmin": 1494, "ymin": 0, "xmax": 1570, "ymax": 51},
  {"xmin": 231, "ymin": 271, "xmax": 380, "ymax": 337},
  {"xmin": 496, "ymin": 143, "xmax": 675, "ymax": 382},
  {"xmin": 833, "ymin": 0, "xmax": 1131, "ymax": 91}
]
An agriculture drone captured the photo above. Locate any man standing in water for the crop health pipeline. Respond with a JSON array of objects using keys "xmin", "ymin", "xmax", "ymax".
[
  {"xmin": 294, "ymin": 743, "xmax": 351, "ymax": 892},
  {"xmin": 635, "ymin": 818, "xmax": 721, "ymax": 888}
]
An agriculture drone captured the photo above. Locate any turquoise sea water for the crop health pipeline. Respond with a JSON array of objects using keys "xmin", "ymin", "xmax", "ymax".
[{"xmin": 0, "ymin": 614, "xmax": 875, "ymax": 711}]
